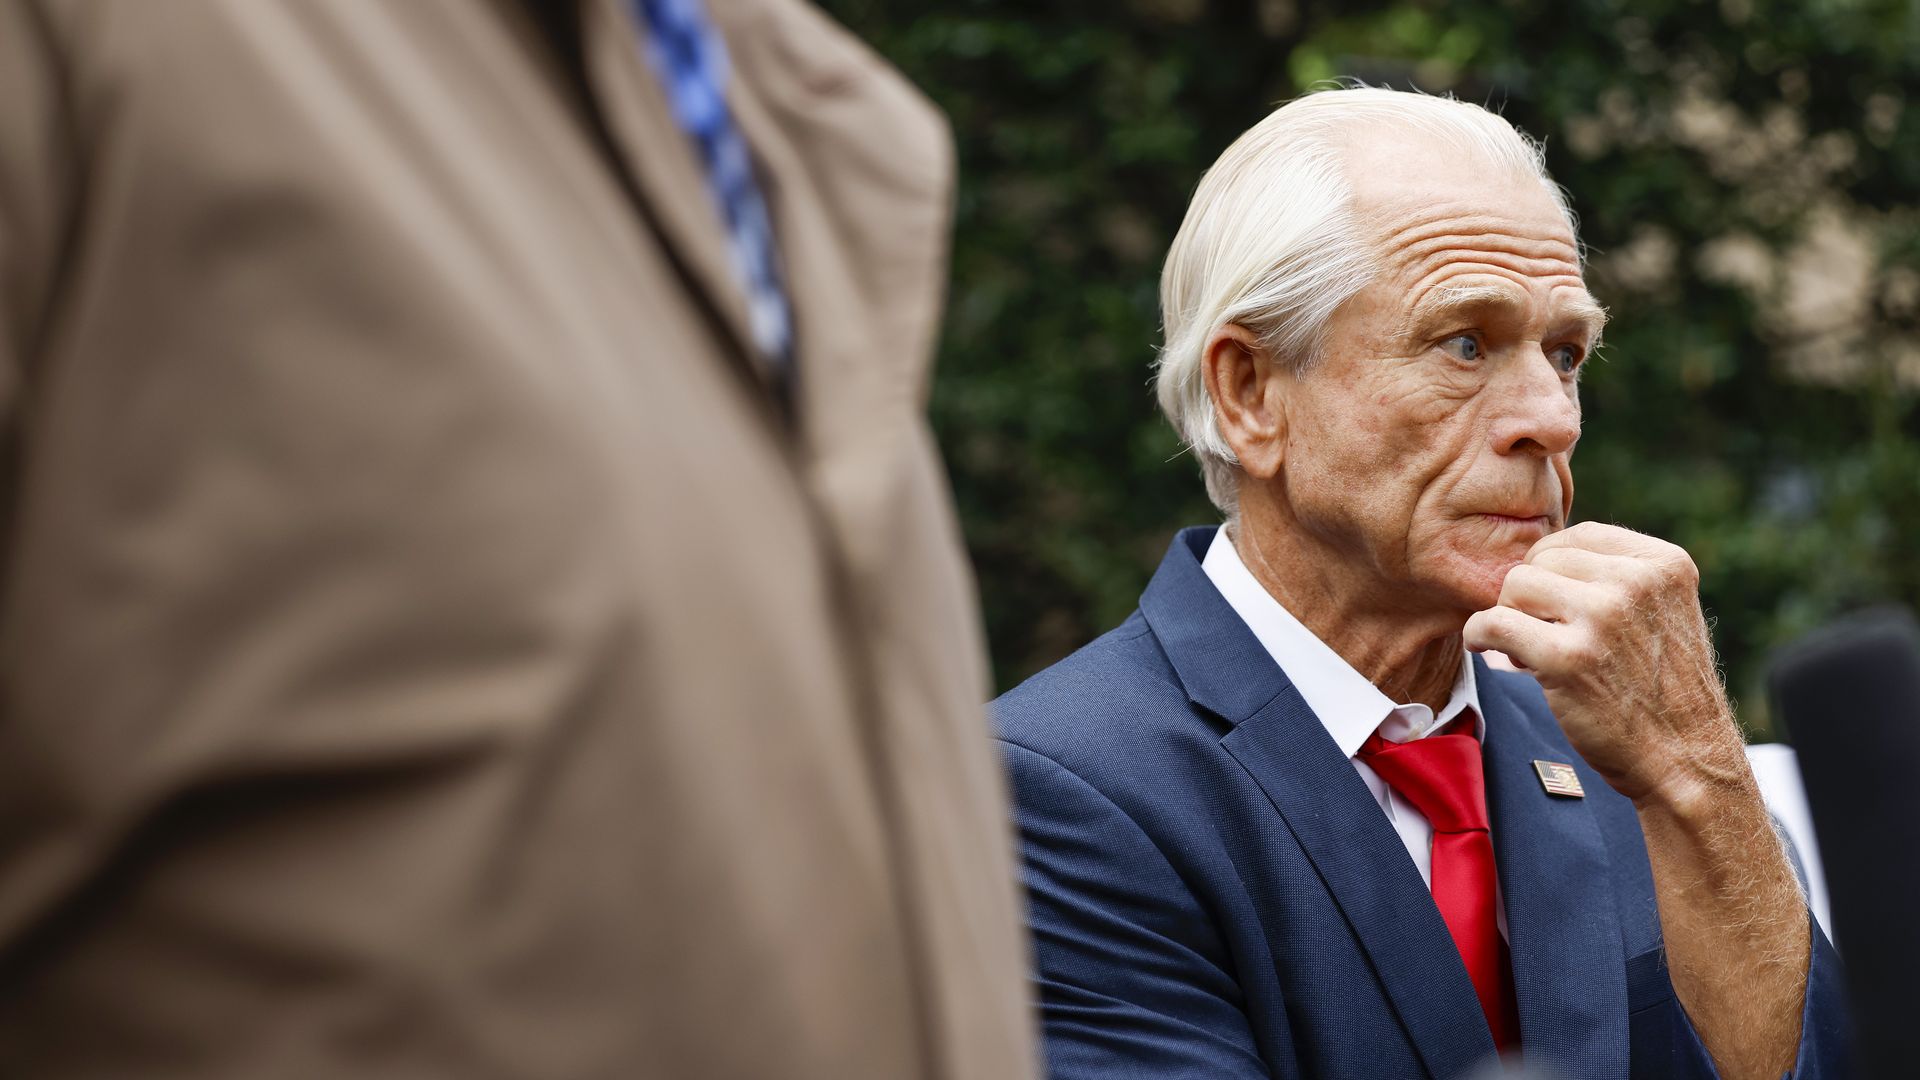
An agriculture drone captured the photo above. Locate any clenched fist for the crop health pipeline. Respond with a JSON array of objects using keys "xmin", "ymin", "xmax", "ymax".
[{"xmin": 1462, "ymin": 521, "xmax": 1746, "ymax": 806}]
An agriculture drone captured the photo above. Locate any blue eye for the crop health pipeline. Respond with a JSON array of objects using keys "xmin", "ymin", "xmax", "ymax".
[
  {"xmin": 1549, "ymin": 344, "xmax": 1585, "ymax": 374},
  {"xmin": 1440, "ymin": 334, "xmax": 1482, "ymax": 362}
]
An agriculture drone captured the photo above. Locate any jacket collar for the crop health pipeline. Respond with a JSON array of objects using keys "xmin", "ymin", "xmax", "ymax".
[
  {"xmin": 1198, "ymin": 525, "xmax": 1484, "ymax": 752},
  {"xmin": 574, "ymin": 0, "xmax": 961, "ymax": 426},
  {"xmin": 1140, "ymin": 526, "xmax": 1295, "ymax": 724}
]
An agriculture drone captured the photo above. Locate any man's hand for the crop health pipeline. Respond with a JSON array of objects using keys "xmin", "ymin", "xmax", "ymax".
[
  {"xmin": 1461, "ymin": 521, "xmax": 1742, "ymax": 806},
  {"xmin": 1464, "ymin": 521, "xmax": 1808, "ymax": 1080}
]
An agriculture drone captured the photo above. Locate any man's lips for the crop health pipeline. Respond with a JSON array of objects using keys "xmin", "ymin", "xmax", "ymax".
[{"xmin": 1473, "ymin": 510, "xmax": 1555, "ymax": 526}]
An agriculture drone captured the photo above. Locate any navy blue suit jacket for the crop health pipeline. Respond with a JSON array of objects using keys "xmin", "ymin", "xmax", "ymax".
[{"xmin": 996, "ymin": 527, "xmax": 1850, "ymax": 1079}]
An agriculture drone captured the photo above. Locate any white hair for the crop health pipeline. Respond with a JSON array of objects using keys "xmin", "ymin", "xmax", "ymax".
[{"xmin": 1153, "ymin": 86, "xmax": 1579, "ymax": 517}]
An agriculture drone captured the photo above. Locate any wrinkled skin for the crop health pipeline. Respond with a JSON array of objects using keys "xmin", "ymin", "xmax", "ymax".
[
  {"xmin": 1271, "ymin": 149, "xmax": 1594, "ymax": 622},
  {"xmin": 1466, "ymin": 522, "xmax": 1742, "ymax": 803},
  {"xmin": 1206, "ymin": 127, "xmax": 1808, "ymax": 1079}
]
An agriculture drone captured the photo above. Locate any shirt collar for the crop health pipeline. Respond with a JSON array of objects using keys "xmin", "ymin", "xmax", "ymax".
[{"xmin": 1199, "ymin": 527, "xmax": 1483, "ymax": 759}]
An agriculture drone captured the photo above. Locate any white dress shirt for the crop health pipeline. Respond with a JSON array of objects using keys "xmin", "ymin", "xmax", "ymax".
[{"xmin": 1201, "ymin": 528, "xmax": 1507, "ymax": 935}]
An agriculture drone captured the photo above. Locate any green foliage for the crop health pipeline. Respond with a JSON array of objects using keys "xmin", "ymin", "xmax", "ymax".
[{"xmin": 822, "ymin": 0, "xmax": 1920, "ymax": 734}]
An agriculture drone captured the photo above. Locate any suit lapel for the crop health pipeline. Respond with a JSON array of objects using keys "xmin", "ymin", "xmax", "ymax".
[
  {"xmin": 1145, "ymin": 529, "xmax": 1498, "ymax": 1079},
  {"xmin": 1225, "ymin": 697, "xmax": 1502, "ymax": 1078},
  {"xmin": 1478, "ymin": 661, "xmax": 1629, "ymax": 1078},
  {"xmin": 572, "ymin": 0, "xmax": 955, "ymax": 439},
  {"xmin": 714, "ymin": 0, "xmax": 956, "ymax": 458}
]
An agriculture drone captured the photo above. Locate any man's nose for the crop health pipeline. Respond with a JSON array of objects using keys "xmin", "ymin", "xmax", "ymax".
[{"xmin": 1488, "ymin": 350, "xmax": 1581, "ymax": 457}]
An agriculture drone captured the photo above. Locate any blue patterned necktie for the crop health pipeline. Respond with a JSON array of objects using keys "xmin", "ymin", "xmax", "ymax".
[{"xmin": 631, "ymin": 0, "xmax": 795, "ymax": 379}]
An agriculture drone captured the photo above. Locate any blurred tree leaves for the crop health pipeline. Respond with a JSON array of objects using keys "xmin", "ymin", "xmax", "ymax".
[{"xmin": 822, "ymin": 0, "xmax": 1920, "ymax": 734}]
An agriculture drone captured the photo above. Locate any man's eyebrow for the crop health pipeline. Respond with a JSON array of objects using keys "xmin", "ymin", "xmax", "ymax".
[
  {"xmin": 1396, "ymin": 283, "xmax": 1609, "ymax": 343},
  {"xmin": 1558, "ymin": 291, "xmax": 1610, "ymax": 345}
]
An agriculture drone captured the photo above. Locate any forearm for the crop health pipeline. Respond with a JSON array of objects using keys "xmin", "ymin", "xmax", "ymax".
[{"xmin": 1635, "ymin": 739, "xmax": 1808, "ymax": 1080}]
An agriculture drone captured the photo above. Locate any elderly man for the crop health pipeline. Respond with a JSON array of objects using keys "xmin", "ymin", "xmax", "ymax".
[{"xmin": 996, "ymin": 88, "xmax": 1848, "ymax": 1079}]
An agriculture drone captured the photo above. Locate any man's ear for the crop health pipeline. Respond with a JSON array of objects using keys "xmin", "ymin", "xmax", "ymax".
[{"xmin": 1201, "ymin": 324, "xmax": 1289, "ymax": 480}]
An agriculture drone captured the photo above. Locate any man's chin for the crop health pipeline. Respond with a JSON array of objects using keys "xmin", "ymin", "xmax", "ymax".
[{"xmin": 1428, "ymin": 554, "xmax": 1524, "ymax": 616}]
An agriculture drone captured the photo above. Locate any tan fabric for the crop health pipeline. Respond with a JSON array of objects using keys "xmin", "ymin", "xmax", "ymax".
[{"xmin": 0, "ymin": 1, "xmax": 1038, "ymax": 1076}]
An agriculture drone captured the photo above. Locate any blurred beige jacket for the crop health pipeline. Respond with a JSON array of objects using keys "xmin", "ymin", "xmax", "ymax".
[{"xmin": 0, "ymin": 1, "xmax": 1036, "ymax": 1076}]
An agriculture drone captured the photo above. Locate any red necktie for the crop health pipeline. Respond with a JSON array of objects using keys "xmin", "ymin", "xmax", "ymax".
[{"xmin": 1359, "ymin": 718, "xmax": 1521, "ymax": 1049}]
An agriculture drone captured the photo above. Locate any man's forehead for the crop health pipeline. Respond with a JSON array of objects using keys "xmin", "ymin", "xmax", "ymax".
[
  {"xmin": 1343, "ymin": 124, "xmax": 1565, "ymax": 215},
  {"xmin": 1373, "ymin": 194, "xmax": 1585, "ymax": 301},
  {"xmin": 1340, "ymin": 128, "xmax": 1576, "ymax": 255}
]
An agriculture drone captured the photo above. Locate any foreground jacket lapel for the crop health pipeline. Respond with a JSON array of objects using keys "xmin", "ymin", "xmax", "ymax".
[
  {"xmin": 714, "ymin": 0, "xmax": 957, "ymax": 461},
  {"xmin": 1478, "ymin": 662, "xmax": 1628, "ymax": 1078},
  {"xmin": 1143, "ymin": 529, "xmax": 1499, "ymax": 1079},
  {"xmin": 579, "ymin": 0, "xmax": 767, "ymax": 385}
]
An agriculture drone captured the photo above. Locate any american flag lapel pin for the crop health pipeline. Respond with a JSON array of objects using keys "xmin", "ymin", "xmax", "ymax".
[{"xmin": 1532, "ymin": 759, "xmax": 1586, "ymax": 798}]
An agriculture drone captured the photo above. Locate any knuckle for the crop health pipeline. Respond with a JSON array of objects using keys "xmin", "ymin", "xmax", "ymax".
[
  {"xmin": 1671, "ymin": 552, "xmax": 1702, "ymax": 588},
  {"xmin": 1595, "ymin": 583, "xmax": 1631, "ymax": 618},
  {"xmin": 1536, "ymin": 547, "xmax": 1577, "ymax": 571},
  {"xmin": 1563, "ymin": 628, "xmax": 1608, "ymax": 668},
  {"xmin": 1607, "ymin": 565, "xmax": 1646, "ymax": 603},
  {"xmin": 1563, "ymin": 521, "xmax": 1604, "ymax": 543},
  {"xmin": 1505, "ymin": 563, "xmax": 1544, "ymax": 590},
  {"xmin": 1645, "ymin": 552, "xmax": 1698, "ymax": 593},
  {"xmin": 1497, "ymin": 566, "xmax": 1535, "ymax": 606},
  {"xmin": 1628, "ymin": 558, "xmax": 1671, "ymax": 596},
  {"xmin": 1643, "ymin": 535, "xmax": 1698, "ymax": 580}
]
